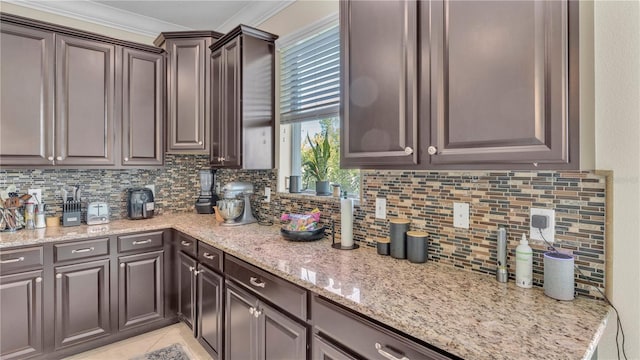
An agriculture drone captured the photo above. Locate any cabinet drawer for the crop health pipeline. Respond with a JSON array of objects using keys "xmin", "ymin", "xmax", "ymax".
[
  {"xmin": 197, "ymin": 241, "xmax": 222, "ymax": 272},
  {"xmin": 54, "ymin": 238, "xmax": 109, "ymax": 263},
  {"xmin": 0, "ymin": 246, "xmax": 43, "ymax": 274},
  {"xmin": 225, "ymin": 255, "xmax": 307, "ymax": 321},
  {"xmin": 312, "ymin": 296, "xmax": 453, "ymax": 360},
  {"xmin": 175, "ymin": 232, "xmax": 197, "ymax": 257},
  {"xmin": 118, "ymin": 231, "xmax": 163, "ymax": 253}
]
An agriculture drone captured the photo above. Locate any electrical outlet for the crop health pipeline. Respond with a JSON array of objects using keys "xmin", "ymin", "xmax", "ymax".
[
  {"xmin": 144, "ymin": 185, "xmax": 155, "ymax": 197},
  {"xmin": 530, "ymin": 208, "xmax": 555, "ymax": 243},
  {"xmin": 28, "ymin": 188, "xmax": 42, "ymax": 203},
  {"xmin": 375, "ymin": 198, "xmax": 386, "ymax": 219},
  {"xmin": 264, "ymin": 187, "xmax": 271, "ymax": 203},
  {"xmin": 453, "ymin": 202, "xmax": 470, "ymax": 229}
]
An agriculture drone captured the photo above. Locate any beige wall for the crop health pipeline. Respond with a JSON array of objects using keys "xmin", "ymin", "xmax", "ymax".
[
  {"xmin": 0, "ymin": 2, "xmax": 156, "ymax": 45},
  {"xmin": 594, "ymin": 1, "xmax": 640, "ymax": 359}
]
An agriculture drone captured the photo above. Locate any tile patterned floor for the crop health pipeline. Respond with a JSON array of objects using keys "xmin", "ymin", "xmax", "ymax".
[{"xmin": 63, "ymin": 323, "xmax": 212, "ymax": 360}]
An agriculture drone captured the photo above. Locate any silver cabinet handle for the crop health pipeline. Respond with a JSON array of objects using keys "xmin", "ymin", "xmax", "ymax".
[
  {"xmin": 375, "ymin": 343, "xmax": 410, "ymax": 360},
  {"xmin": 56, "ymin": 273, "xmax": 62, "ymax": 279},
  {"xmin": 0, "ymin": 256, "xmax": 24, "ymax": 264},
  {"xmin": 124, "ymin": 157, "xmax": 129, "ymax": 162},
  {"xmin": 71, "ymin": 247, "xmax": 94, "ymax": 253},
  {"xmin": 56, "ymin": 156, "xmax": 63, "ymax": 161},
  {"xmin": 404, "ymin": 147, "xmax": 413, "ymax": 155},
  {"xmin": 47, "ymin": 156, "xmax": 54, "ymax": 161},
  {"xmin": 193, "ymin": 269, "xmax": 203, "ymax": 276},
  {"xmin": 198, "ymin": 141, "xmax": 203, "ymax": 145},
  {"xmin": 189, "ymin": 266, "xmax": 195, "ymax": 273},
  {"xmin": 427, "ymin": 146, "xmax": 437, "ymax": 155},
  {"xmin": 36, "ymin": 277, "xmax": 42, "ymax": 283},
  {"xmin": 253, "ymin": 309, "xmax": 261, "ymax": 318},
  {"xmin": 249, "ymin": 277, "xmax": 266, "ymax": 288},
  {"xmin": 203, "ymin": 252, "xmax": 216, "ymax": 260},
  {"xmin": 132, "ymin": 239, "xmax": 152, "ymax": 245},
  {"xmin": 120, "ymin": 263, "xmax": 125, "ymax": 268},
  {"xmin": 181, "ymin": 241, "xmax": 191, "ymax": 247},
  {"xmin": 249, "ymin": 307, "xmax": 255, "ymax": 315}
]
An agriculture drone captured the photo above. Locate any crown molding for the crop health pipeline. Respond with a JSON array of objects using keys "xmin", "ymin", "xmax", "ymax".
[
  {"xmin": 4, "ymin": 0, "xmax": 191, "ymax": 37},
  {"xmin": 217, "ymin": 0, "xmax": 295, "ymax": 34}
]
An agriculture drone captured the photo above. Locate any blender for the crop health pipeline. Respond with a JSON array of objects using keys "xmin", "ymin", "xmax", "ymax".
[{"xmin": 195, "ymin": 169, "xmax": 219, "ymax": 214}]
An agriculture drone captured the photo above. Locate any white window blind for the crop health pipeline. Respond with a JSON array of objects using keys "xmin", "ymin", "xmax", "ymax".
[{"xmin": 280, "ymin": 22, "xmax": 340, "ymax": 124}]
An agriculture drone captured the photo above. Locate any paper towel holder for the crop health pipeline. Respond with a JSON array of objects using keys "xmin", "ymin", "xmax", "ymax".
[{"xmin": 330, "ymin": 220, "xmax": 359, "ymax": 250}]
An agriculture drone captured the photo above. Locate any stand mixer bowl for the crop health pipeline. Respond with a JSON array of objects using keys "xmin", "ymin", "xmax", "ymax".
[{"xmin": 216, "ymin": 199, "xmax": 244, "ymax": 223}]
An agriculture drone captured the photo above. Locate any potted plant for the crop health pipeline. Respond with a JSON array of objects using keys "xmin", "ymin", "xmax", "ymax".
[{"xmin": 303, "ymin": 130, "xmax": 331, "ymax": 196}]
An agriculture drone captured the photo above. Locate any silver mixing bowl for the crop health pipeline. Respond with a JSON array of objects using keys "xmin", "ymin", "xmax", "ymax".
[{"xmin": 216, "ymin": 199, "xmax": 244, "ymax": 223}]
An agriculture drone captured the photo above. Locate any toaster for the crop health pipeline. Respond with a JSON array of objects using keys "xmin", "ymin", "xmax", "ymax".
[{"xmin": 87, "ymin": 202, "xmax": 110, "ymax": 225}]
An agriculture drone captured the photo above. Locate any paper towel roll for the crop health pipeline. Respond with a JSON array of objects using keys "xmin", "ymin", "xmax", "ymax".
[{"xmin": 340, "ymin": 197, "xmax": 354, "ymax": 247}]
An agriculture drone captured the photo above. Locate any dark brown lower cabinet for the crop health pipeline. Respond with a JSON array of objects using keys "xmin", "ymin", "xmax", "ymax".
[
  {"xmin": 54, "ymin": 259, "xmax": 111, "ymax": 349},
  {"xmin": 196, "ymin": 264, "xmax": 223, "ymax": 358},
  {"xmin": 225, "ymin": 281, "xmax": 307, "ymax": 360},
  {"xmin": 312, "ymin": 336, "xmax": 356, "ymax": 360},
  {"xmin": 118, "ymin": 250, "xmax": 165, "ymax": 331},
  {"xmin": 0, "ymin": 270, "xmax": 43, "ymax": 360},
  {"xmin": 177, "ymin": 251, "xmax": 197, "ymax": 329}
]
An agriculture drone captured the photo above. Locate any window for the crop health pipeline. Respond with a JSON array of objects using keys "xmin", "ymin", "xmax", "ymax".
[{"xmin": 278, "ymin": 15, "xmax": 359, "ymax": 196}]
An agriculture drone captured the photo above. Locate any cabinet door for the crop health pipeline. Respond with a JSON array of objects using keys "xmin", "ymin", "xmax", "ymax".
[
  {"xmin": 312, "ymin": 336, "xmax": 356, "ymax": 360},
  {"xmin": 167, "ymin": 39, "xmax": 208, "ymax": 153},
  {"xmin": 122, "ymin": 48, "xmax": 164, "ymax": 166},
  {"xmin": 0, "ymin": 270, "xmax": 43, "ymax": 360},
  {"xmin": 340, "ymin": 0, "xmax": 419, "ymax": 168},
  {"xmin": 210, "ymin": 49, "xmax": 224, "ymax": 167},
  {"xmin": 220, "ymin": 38, "xmax": 242, "ymax": 168},
  {"xmin": 118, "ymin": 251, "xmax": 164, "ymax": 330},
  {"xmin": 177, "ymin": 251, "xmax": 197, "ymax": 330},
  {"xmin": 225, "ymin": 281, "xmax": 258, "ymax": 360},
  {"xmin": 54, "ymin": 259, "xmax": 110, "ymax": 349},
  {"xmin": 258, "ymin": 302, "xmax": 307, "ymax": 360},
  {"xmin": 197, "ymin": 264, "xmax": 223, "ymax": 358},
  {"xmin": 0, "ymin": 24, "xmax": 55, "ymax": 166},
  {"xmin": 55, "ymin": 35, "xmax": 116, "ymax": 166},
  {"xmin": 428, "ymin": 0, "xmax": 569, "ymax": 166}
]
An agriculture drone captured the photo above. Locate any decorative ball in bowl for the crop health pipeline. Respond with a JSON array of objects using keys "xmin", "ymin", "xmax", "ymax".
[{"xmin": 216, "ymin": 199, "xmax": 243, "ymax": 223}]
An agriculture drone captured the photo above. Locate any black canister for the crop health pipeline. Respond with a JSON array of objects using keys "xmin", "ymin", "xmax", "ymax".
[
  {"xmin": 389, "ymin": 218, "xmax": 410, "ymax": 259},
  {"xmin": 376, "ymin": 238, "xmax": 390, "ymax": 256},
  {"xmin": 407, "ymin": 231, "xmax": 428, "ymax": 263}
]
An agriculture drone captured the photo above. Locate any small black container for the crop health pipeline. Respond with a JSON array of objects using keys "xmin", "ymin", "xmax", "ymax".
[{"xmin": 377, "ymin": 239, "xmax": 390, "ymax": 255}]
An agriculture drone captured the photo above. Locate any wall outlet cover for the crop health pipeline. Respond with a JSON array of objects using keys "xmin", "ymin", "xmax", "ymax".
[
  {"xmin": 264, "ymin": 187, "xmax": 271, "ymax": 203},
  {"xmin": 453, "ymin": 202, "xmax": 470, "ymax": 229},
  {"xmin": 28, "ymin": 188, "xmax": 42, "ymax": 203},
  {"xmin": 375, "ymin": 198, "xmax": 386, "ymax": 219},
  {"xmin": 530, "ymin": 208, "xmax": 555, "ymax": 243}
]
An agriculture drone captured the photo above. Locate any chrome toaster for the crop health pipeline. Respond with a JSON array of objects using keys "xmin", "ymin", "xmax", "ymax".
[{"xmin": 87, "ymin": 202, "xmax": 110, "ymax": 225}]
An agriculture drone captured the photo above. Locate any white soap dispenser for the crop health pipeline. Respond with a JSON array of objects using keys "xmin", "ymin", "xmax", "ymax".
[{"xmin": 515, "ymin": 233, "xmax": 533, "ymax": 288}]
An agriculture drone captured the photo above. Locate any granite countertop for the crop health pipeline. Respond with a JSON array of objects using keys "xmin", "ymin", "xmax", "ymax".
[{"xmin": 0, "ymin": 213, "xmax": 611, "ymax": 360}]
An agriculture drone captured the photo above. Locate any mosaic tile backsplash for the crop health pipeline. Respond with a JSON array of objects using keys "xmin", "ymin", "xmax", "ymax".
[
  {"xmin": 1, "ymin": 161, "xmax": 606, "ymax": 298},
  {"xmin": 218, "ymin": 169, "xmax": 607, "ymax": 299}
]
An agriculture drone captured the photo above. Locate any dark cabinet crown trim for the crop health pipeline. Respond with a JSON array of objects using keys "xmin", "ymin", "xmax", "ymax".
[
  {"xmin": 209, "ymin": 24, "xmax": 278, "ymax": 52},
  {"xmin": 0, "ymin": 13, "xmax": 163, "ymax": 53},
  {"xmin": 153, "ymin": 30, "xmax": 224, "ymax": 47}
]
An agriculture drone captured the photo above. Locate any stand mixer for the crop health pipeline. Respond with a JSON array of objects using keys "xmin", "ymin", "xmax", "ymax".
[{"xmin": 217, "ymin": 182, "xmax": 257, "ymax": 226}]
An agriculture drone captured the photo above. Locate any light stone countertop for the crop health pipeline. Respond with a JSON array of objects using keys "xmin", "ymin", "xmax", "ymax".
[{"xmin": 0, "ymin": 213, "xmax": 611, "ymax": 360}]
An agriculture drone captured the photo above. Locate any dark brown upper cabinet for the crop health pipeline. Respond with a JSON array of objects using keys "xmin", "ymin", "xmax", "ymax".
[
  {"xmin": 0, "ymin": 14, "xmax": 166, "ymax": 168},
  {"xmin": 341, "ymin": 0, "xmax": 586, "ymax": 170},
  {"xmin": 209, "ymin": 25, "xmax": 278, "ymax": 169},
  {"xmin": 0, "ymin": 23, "xmax": 55, "ymax": 166},
  {"xmin": 55, "ymin": 35, "xmax": 116, "ymax": 166},
  {"xmin": 154, "ymin": 31, "xmax": 223, "ymax": 154},
  {"xmin": 121, "ymin": 48, "xmax": 164, "ymax": 166},
  {"xmin": 340, "ymin": 0, "xmax": 420, "ymax": 168}
]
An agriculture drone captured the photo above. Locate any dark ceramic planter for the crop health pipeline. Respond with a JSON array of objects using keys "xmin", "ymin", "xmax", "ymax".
[{"xmin": 315, "ymin": 180, "xmax": 331, "ymax": 196}]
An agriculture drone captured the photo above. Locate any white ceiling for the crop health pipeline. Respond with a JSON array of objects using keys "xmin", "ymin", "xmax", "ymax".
[{"xmin": 7, "ymin": 0, "xmax": 295, "ymax": 37}]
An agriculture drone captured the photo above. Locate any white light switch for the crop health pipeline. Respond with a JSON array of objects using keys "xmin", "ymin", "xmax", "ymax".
[
  {"xmin": 375, "ymin": 198, "xmax": 386, "ymax": 219},
  {"xmin": 453, "ymin": 202, "xmax": 470, "ymax": 229}
]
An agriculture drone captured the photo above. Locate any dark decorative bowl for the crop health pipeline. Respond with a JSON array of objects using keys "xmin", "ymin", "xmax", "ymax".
[{"xmin": 280, "ymin": 226, "xmax": 326, "ymax": 242}]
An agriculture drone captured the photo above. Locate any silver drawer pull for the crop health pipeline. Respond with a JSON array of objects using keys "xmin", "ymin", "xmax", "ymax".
[
  {"xmin": 249, "ymin": 276, "xmax": 266, "ymax": 288},
  {"xmin": 203, "ymin": 252, "xmax": 216, "ymax": 260},
  {"xmin": 181, "ymin": 241, "xmax": 191, "ymax": 247},
  {"xmin": 193, "ymin": 269, "xmax": 203, "ymax": 276},
  {"xmin": 189, "ymin": 266, "xmax": 195, "ymax": 273},
  {"xmin": 375, "ymin": 343, "xmax": 409, "ymax": 360},
  {"xmin": 0, "ymin": 256, "xmax": 25, "ymax": 264},
  {"xmin": 71, "ymin": 247, "xmax": 94, "ymax": 253},
  {"xmin": 132, "ymin": 239, "xmax": 152, "ymax": 245},
  {"xmin": 249, "ymin": 307, "xmax": 254, "ymax": 315}
]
